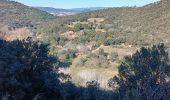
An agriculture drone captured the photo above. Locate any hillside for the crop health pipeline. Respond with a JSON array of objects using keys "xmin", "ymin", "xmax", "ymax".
[
  {"xmin": 39, "ymin": 0, "xmax": 170, "ymax": 47},
  {"xmin": 0, "ymin": 0, "xmax": 55, "ymax": 40},
  {"xmin": 35, "ymin": 7, "xmax": 75, "ymax": 16},
  {"xmin": 35, "ymin": 0, "xmax": 170, "ymax": 88},
  {"xmin": 3, "ymin": 0, "xmax": 167, "ymax": 44},
  {"xmin": 2, "ymin": 0, "xmax": 170, "ymax": 99},
  {"xmin": 2, "ymin": 0, "xmax": 170, "ymax": 89},
  {"xmin": 0, "ymin": 0, "xmax": 55, "ymax": 22}
]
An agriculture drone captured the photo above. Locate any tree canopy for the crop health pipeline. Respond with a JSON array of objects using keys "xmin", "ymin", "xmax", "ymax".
[
  {"xmin": 109, "ymin": 43, "xmax": 170, "ymax": 100},
  {"xmin": 0, "ymin": 38, "xmax": 61, "ymax": 99}
]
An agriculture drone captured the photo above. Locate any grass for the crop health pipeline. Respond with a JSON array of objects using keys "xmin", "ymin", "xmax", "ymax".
[
  {"xmin": 70, "ymin": 66, "xmax": 118, "ymax": 78},
  {"xmin": 68, "ymin": 66, "xmax": 119, "ymax": 89}
]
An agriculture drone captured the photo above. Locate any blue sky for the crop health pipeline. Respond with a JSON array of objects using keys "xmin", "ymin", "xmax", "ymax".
[{"xmin": 14, "ymin": 0, "xmax": 160, "ymax": 9}]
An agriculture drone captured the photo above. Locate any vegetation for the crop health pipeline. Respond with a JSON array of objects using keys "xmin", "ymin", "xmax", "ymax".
[
  {"xmin": 1, "ymin": 0, "xmax": 170, "ymax": 99},
  {"xmin": 108, "ymin": 43, "xmax": 170, "ymax": 100},
  {"xmin": 0, "ymin": 0, "xmax": 56, "ymax": 40},
  {"xmin": 0, "ymin": 38, "xmax": 61, "ymax": 99},
  {"xmin": 35, "ymin": 0, "xmax": 170, "ymax": 51},
  {"xmin": 1, "ymin": 38, "xmax": 170, "ymax": 100},
  {"xmin": 76, "ymin": 50, "xmax": 110, "ymax": 68},
  {"xmin": 0, "ymin": 38, "xmax": 117, "ymax": 100}
]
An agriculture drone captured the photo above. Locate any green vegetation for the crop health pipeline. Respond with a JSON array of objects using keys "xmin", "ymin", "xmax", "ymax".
[
  {"xmin": 1, "ymin": 39, "xmax": 170, "ymax": 100},
  {"xmin": 79, "ymin": 50, "xmax": 110, "ymax": 68},
  {"xmin": 0, "ymin": 0, "xmax": 55, "ymax": 40},
  {"xmin": 0, "ymin": 38, "xmax": 118, "ymax": 100},
  {"xmin": 36, "ymin": 0, "xmax": 170, "ymax": 52},
  {"xmin": 1, "ymin": 0, "xmax": 170, "ymax": 99},
  {"xmin": 63, "ymin": 49, "xmax": 78, "ymax": 63},
  {"xmin": 0, "ymin": 38, "xmax": 61, "ymax": 99},
  {"xmin": 73, "ymin": 23, "xmax": 92, "ymax": 31},
  {"xmin": 108, "ymin": 43, "xmax": 170, "ymax": 100}
]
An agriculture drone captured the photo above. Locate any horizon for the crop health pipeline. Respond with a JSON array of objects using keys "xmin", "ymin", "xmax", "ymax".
[{"xmin": 13, "ymin": 0, "xmax": 160, "ymax": 9}]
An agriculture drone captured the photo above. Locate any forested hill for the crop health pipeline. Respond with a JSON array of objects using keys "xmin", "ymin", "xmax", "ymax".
[
  {"xmin": 61, "ymin": 0, "xmax": 170, "ymax": 35},
  {"xmin": 0, "ymin": 0, "xmax": 56, "ymax": 40},
  {"xmin": 1, "ymin": 0, "xmax": 170, "ymax": 99},
  {"xmin": 38, "ymin": 0, "xmax": 170, "ymax": 47},
  {"xmin": 0, "ymin": 0, "xmax": 55, "ymax": 23},
  {"xmin": 1, "ymin": 0, "xmax": 170, "ymax": 46}
]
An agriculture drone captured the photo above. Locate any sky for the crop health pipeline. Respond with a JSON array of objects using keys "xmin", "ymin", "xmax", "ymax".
[{"xmin": 14, "ymin": 0, "xmax": 160, "ymax": 9}]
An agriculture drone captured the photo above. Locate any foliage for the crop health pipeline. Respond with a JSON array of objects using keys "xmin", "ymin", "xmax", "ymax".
[
  {"xmin": 37, "ymin": 0, "xmax": 170, "ymax": 48},
  {"xmin": 3, "ymin": 38, "xmax": 170, "ymax": 100},
  {"xmin": 0, "ymin": 38, "xmax": 117, "ymax": 100},
  {"xmin": 0, "ymin": 38, "xmax": 61, "ymax": 99},
  {"xmin": 73, "ymin": 23, "xmax": 92, "ymax": 32},
  {"xmin": 74, "ymin": 50, "xmax": 111, "ymax": 68},
  {"xmin": 109, "ymin": 43, "xmax": 170, "ymax": 100},
  {"xmin": 65, "ymin": 49, "xmax": 78, "ymax": 63}
]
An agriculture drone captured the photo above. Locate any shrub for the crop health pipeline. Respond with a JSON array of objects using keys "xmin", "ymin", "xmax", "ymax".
[
  {"xmin": 0, "ymin": 38, "xmax": 61, "ymax": 99},
  {"xmin": 66, "ymin": 49, "xmax": 78, "ymax": 63},
  {"xmin": 74, "ymin": 23, "xmax": 84, "ymax": 32},
  {"xmin": 108, "ymin": 43, "xmax": 170, "ymax": 100}
]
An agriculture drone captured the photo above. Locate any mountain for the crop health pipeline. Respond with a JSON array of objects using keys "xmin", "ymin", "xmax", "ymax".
[
  {"xmin": 35, "ymin": 7, "xmax": 109, "ymax": 16},
  {"xmin": 70, "ymin": 7, "xmax": 110, "ymax": 12}
]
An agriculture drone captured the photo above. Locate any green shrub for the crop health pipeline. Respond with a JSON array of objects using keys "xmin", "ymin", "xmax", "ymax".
[
  {"xmin": 109, "ymin": 43, "xmax": 170, "ymax": 100},
  {"xmin": 0, "ymin": 38, "xmax": 61, "ymax": 99}
]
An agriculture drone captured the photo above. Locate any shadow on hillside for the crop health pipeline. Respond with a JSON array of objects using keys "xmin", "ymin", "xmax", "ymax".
[
  {"xmin": 60, "ymin": 81, "xmax": 118, "ymax": 100},
  {"xmin": 0, "ymin": 38, "xmax": 118, "ymax": 100}
]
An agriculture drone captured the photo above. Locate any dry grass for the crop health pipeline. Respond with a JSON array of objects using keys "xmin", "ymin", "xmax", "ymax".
[
  {"xmin": 4, "ymin": 28, "xmax": 31, "ymax": 41},
  {"xmin": 72, "ymin": 21, "xmax": 89, "ymax": 25},
  {"xmin": 87, "ymin": 18, "xmax": 105, "ymax": 24},
  {"xmin": 92, "ymin": 45, "xmax": 137, "ymax": 59},
  {"xmin": 70, "ymin": 66, "xmax": 118, "ymax": 89},
  {"xmin": 61, "ymin": 31, "xmax": 79, "ymax": 39},
  {"xmin": 65, "ymin": 44, "xmax": 139, "ymax": 89}
]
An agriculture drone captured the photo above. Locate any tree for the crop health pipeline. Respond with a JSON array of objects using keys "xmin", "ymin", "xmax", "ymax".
[
  {"xmin": 0, "ymin": 38, "xmax": 120, "ymax": 100},
  {"xmin": 109, "ymin": 43, "xmax": 170, "ymax": 100},
  {"xmin": 74, "ymin": 23, "xmax": 84, "ymax": 32},
  {"xmin": 0, "ymin": 38, "xmax": 61, "ymax": 99}
]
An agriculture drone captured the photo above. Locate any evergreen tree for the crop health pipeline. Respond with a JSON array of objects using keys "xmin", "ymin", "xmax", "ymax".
[{"xmin": 109, "ymin": 43, "xmax": 170, "ymax": 100}]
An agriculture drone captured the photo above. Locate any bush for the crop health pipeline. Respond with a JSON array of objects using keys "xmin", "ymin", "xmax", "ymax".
[
  {"xmin": 74, "ymin": 23, "xmax": 84, "ymax": 31},
  {"xmin": 108, "ymin": 43, "xmax": 170, "ymax": 100},
  {"xmin": 66, "ymin": 49, "xmax": 78, "ymax": 63},
  {"xmin": 0, "ymin": 38, "xmax": 61, "ymax": 99},
  {"xmin": 81, "ymin": 51, "xmax": 110, "ymax": 68}
]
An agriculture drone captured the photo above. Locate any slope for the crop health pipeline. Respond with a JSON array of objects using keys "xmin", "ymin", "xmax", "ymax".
[
  {"xmin": 0, "ymin": 0, "xmax": 56, "ymax": 40},
  {"xmin": 40, "ymin": 0, "xmax": 170, "ymax": 47}
]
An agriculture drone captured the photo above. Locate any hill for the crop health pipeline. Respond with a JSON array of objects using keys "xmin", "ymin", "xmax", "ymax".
[
  {"xmin": 35, "ymin": 7, "xmax": 109, "ymax": 16},
  {"xmin": 35, "ymin": 7, "xmax": 75, "ymax": 16},
  {"xmin": 2, "ymin": 0, "xmax": 170, "ymax": 93},
  {"xmin": 3, "ymin": 0, "xmax": 168, "ymax": 45},
  {"xmin": 0, "ymin": 0, "xmax": 56, "ymax": 40},
  {"xmin": 39, "ymin": 0, "xmax": 170, "ymax": 47}
]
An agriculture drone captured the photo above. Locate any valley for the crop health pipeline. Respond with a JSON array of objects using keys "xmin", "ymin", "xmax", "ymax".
[
  {"xmin": 0, "ymin": 0, "xmax": 169, "ymax": 88},
  {"xmin": 1, "ymin": 0, "xmax": 170, "ymax": 99}
]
